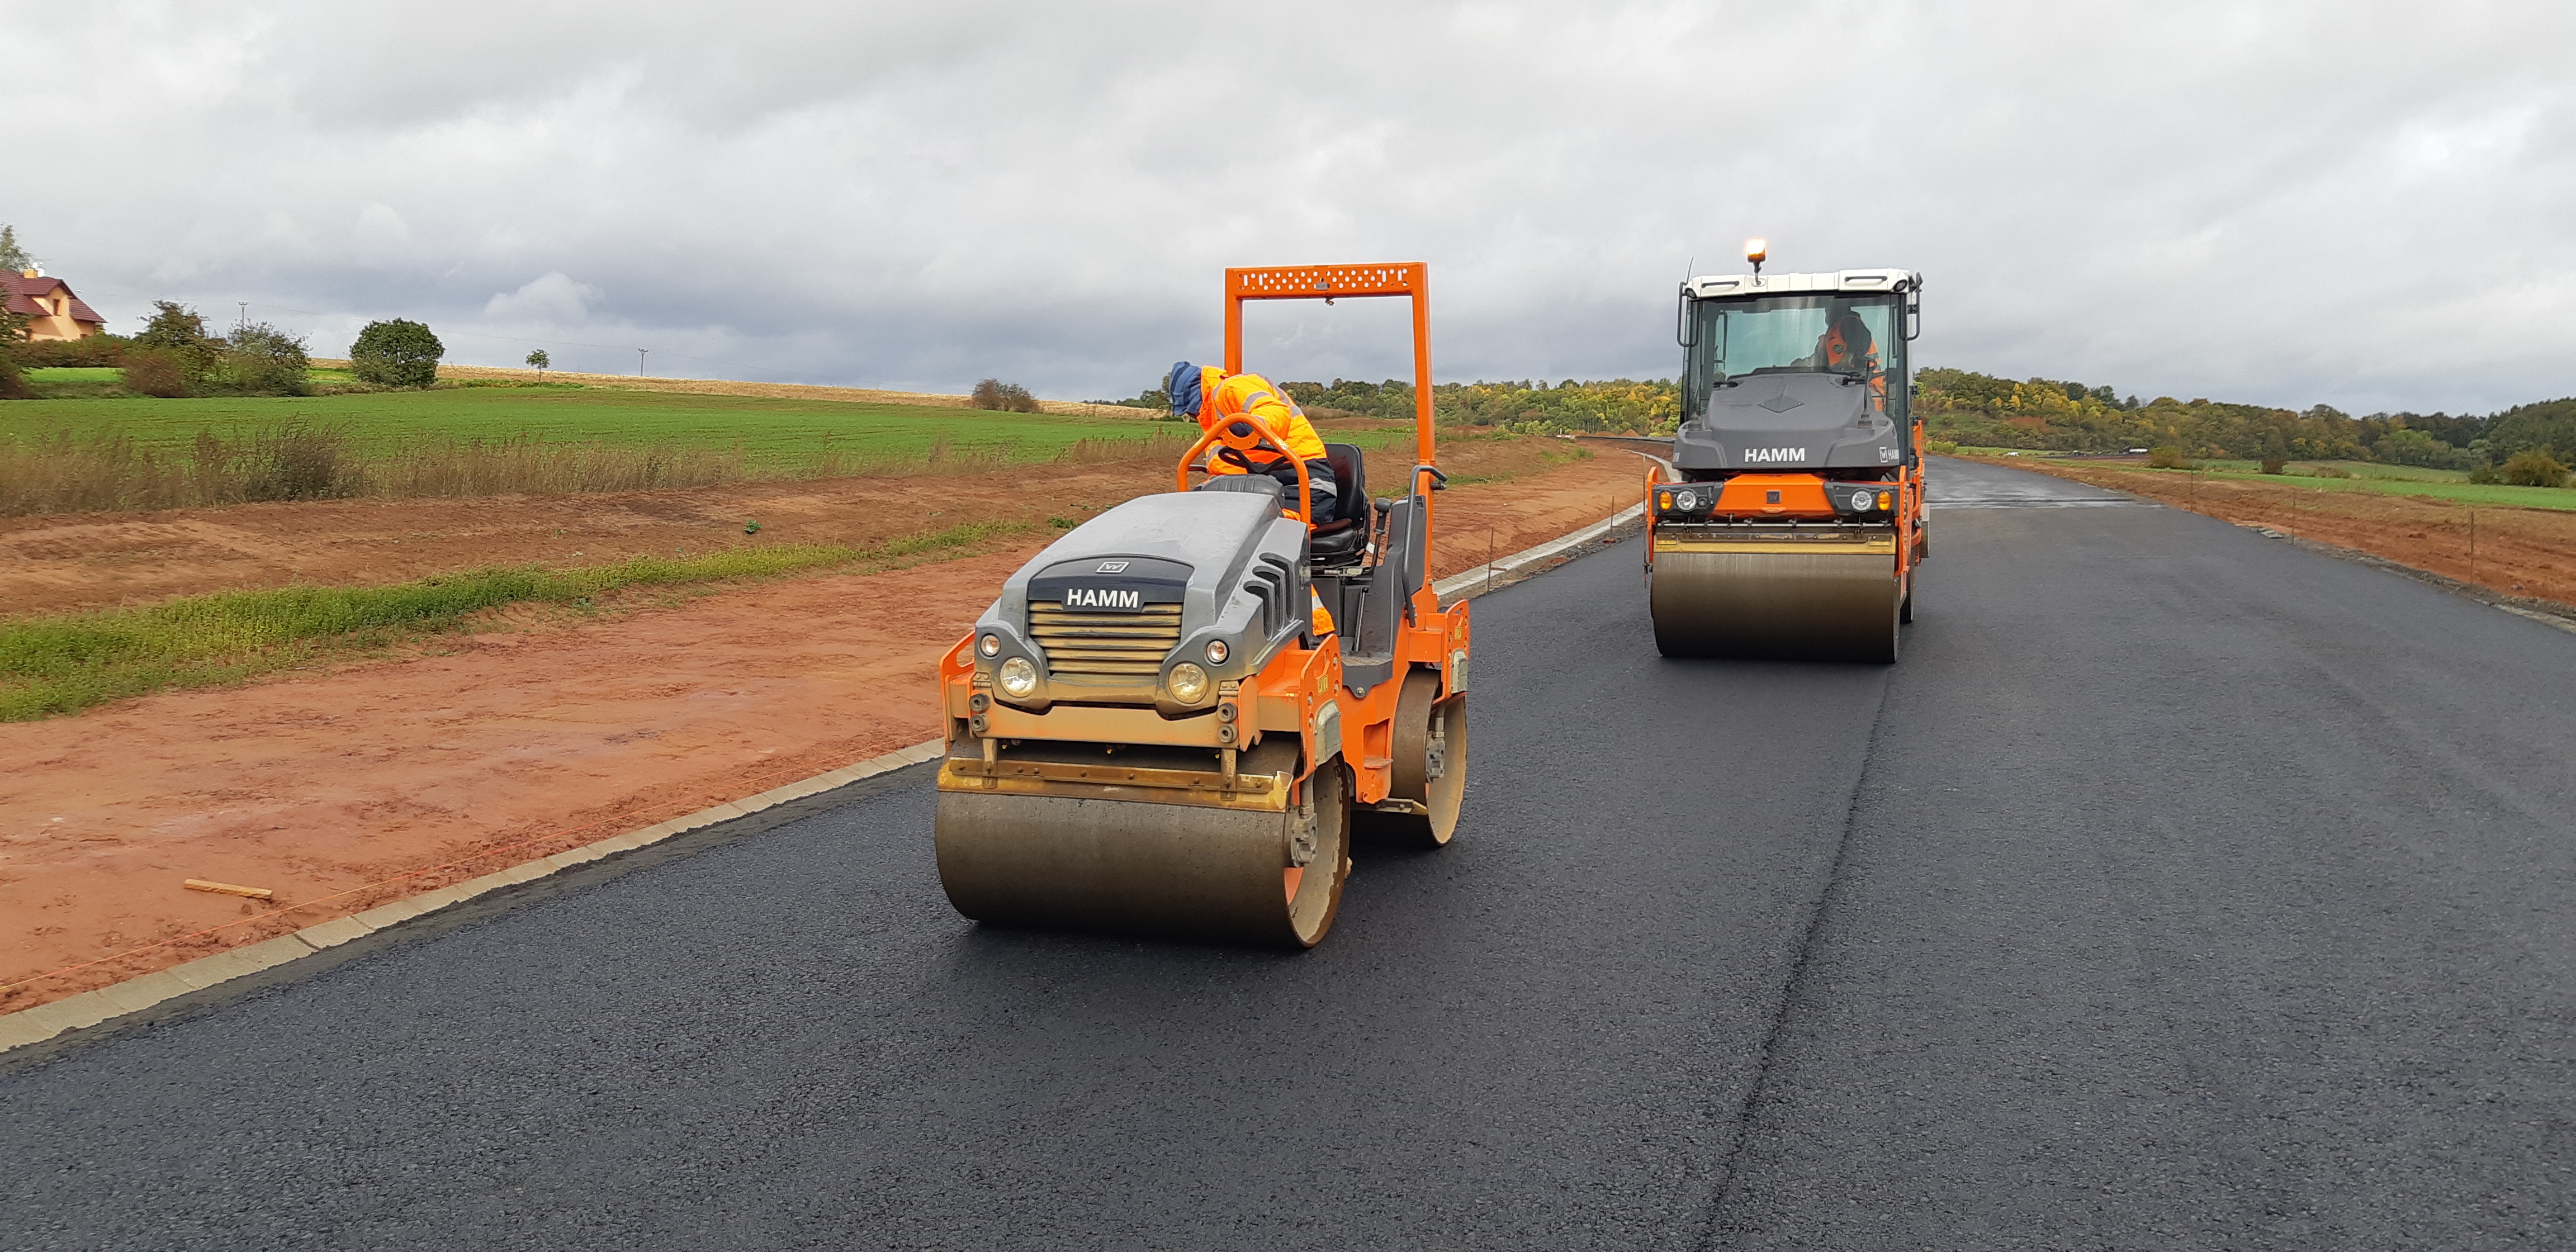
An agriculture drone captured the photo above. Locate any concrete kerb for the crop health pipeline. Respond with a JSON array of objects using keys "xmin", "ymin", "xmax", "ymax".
[
  {"xmin": 1438, "ymin": 502, "xmax": 1646, "ymax": 605},
  {"xmin": 0, "ymin": 507, "xmax": 1636, "ymax": 1063}
]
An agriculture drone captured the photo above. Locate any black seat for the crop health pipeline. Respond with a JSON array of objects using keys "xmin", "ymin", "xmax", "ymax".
[{"xmin": 1309, "ymin": 443, "xmax": 1368, "ymax": 561}]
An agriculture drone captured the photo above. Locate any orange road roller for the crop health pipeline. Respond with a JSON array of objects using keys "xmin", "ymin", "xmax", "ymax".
[
  {"xmin": 1645, "ymin": 245, "xmax": 1929, "ymax": 662},
  {"xmin": 934, "ymin": 263, "xmax": 1470, "ymax": 947}
]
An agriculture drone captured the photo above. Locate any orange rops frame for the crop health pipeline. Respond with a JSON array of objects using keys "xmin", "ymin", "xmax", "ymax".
[
  {"xmin": 1223, "ymin": 263, "xmax": 1436, "ymax": 470},
  {"xmin": 1222, "ymin": 263, "xmax": 1439, "ymax": 594}
]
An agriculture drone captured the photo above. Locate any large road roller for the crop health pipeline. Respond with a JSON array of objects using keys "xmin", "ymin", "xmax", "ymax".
[
  {"xmin": 934, "ymin": 263, "xmax": 1470, "ymax": 947},
  {"xmin": 1645, "ymin": 245, "xmax": 1929, "ymax": 662}
]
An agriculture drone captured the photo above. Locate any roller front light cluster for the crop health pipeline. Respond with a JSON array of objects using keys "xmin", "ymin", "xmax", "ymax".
[
  {"xmin": 1830, "ymin": 485, "xmax": 1897, "ymax": 518},
  {"xmin": 1168, "ymin": 662, "xmax": 1210, "ymax": 704},
  {"xmin": 1655, "ymin": 486, "xmax": 1718, "ymax": 520}
]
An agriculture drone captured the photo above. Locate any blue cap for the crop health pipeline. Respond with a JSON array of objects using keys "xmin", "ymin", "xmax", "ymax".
[{"xmin": 1166, "ymin": 362, "xmax": 1201, "ymax": 418}]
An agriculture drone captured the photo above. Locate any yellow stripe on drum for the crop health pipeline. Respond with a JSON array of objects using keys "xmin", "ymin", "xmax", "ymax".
[
  {"xmin": 935, "ymin": 759, "xmax": 1289, "ymax": 814},
  {"xmin": 1653, "ymin": 539, "xmax": 1900, "ymax": 556}
]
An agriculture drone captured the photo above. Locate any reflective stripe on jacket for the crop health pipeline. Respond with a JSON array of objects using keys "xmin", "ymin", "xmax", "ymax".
[{"xmin": 1196, "ymin": 367, "xmax": 1327, "ymax": 470}]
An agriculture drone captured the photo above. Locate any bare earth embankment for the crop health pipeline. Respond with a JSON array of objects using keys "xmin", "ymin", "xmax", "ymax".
[
  {"xmin": 1977, "ymin": 457, "xmax": 2576, "ymax": 611},
  {"xmin": 1, "ymin": 442, "xmax": 1647, "ymax": 1010}
]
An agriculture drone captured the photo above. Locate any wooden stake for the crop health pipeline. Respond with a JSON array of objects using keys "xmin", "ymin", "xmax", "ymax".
[{"xmin": 185, "ymin": 879, "xmax": 273, "ymax": 900}]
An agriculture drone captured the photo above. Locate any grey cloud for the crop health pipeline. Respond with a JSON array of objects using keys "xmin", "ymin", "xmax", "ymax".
[{"xmin": 9, "ymin": 1, "xmax": 2573, "ymax": 411}]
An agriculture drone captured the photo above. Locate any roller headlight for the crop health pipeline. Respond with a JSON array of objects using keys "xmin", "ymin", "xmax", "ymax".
[
  {"xmin": 1675, "ymin": 489, "xmax": 1698, "ymax": 510},
  {"xmin": 1850, "ymin": 489, "xmax": 1876, "ymax": 512},
  {"xmin": 997, "ymin": 656, "xmax": 1038, "ymax": 698},
  {"xmin": 1204, "ymin": 639, "xmax": 1229, "ymax": 664},
  {"xmin": 978, "ymin": 633, "xmax": 1002, "ymax": 657},
  {"xmin": 1168, "ymin": 662, "xmax": 1210, "ymax": 704}
]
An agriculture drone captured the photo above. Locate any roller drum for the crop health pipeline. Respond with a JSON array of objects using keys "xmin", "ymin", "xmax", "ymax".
[
  {"xmin": 936, "ymin": 756, "xmax": 1349, "ymax": 947},
  {"xmin": 1651, "ymin": 549, "xmax": 1901, "ymax": 662}
]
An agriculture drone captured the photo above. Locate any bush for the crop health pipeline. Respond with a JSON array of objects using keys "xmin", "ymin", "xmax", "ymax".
[
  {"xmin": 2146, "ymin": 445, "xmax": 2190, "ymax": 469},
  {"xmin": 2260, "ymin": 457, "xmax": 2288, "ymax": 475},
  {"xmin": 2468, "ymin": 463, "xmax": 2500, "ymax": 485},
  {"xmin": 216, "ymin": 323, "xmax": 311, "ymax": 396},
  {"xmin": 18, "ymin": 334, "xmax": 128, "ymax": 368},
  {"xmin": 121, "ymin": 348, "xmax": 193, "ymax": 397},
  {"xmin": 1925, "ymin": 439, "xmax": 1960, "ymax": 454},
  {"xmin": 2501, "ymin": 449, "xmax": 2569, "ymax": 488},
  {"xmin": 350, "ymin": 319, "xmax": 444, "ymax": 388},
  {"xmin": 970, "ymin": 378, "xmax": 1040, "ymax": 412}
]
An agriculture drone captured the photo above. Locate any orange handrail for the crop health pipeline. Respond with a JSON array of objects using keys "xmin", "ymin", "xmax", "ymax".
[
  {"xmin": 1220, "ymin": 262, "xmax": 1434, "ymax": 592},
  {"xmin": 1175, "ymin": 419, "xmax": 1314, "ymax": 525}
]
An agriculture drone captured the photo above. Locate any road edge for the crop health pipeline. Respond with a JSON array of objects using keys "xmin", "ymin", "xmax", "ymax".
[{"xmin": 1, "ymin": 503, "xmax": 1646, "ymax": 1061}]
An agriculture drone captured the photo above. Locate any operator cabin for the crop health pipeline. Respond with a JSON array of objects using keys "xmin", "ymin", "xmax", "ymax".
[{"xmin": 5, "ymin": 268, "xmax": 107, "ymax": 341}]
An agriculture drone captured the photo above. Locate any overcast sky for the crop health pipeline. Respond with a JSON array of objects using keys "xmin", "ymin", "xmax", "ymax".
[{"xmin": 8, "ymin": 1, "xmax": 2572, "ymax": 414}]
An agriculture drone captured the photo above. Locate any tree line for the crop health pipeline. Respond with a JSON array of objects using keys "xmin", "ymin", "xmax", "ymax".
[
  {"xmin": 1916, "ymin": 367, "xmax": 2576, "ymax": 481},
  {"xmin": 1100, "ymin": 376, "xmax": 1682, "ymax": 435}
]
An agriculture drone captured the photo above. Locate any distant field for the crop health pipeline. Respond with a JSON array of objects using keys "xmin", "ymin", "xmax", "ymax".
[
  {"xmin": 0, "ymin": 385, "xmax": 1176, "ymax": 466},
  {"xmin": 21, "ymin": 367, "xmax": 122, "ymax": 384},
  {"xmin": 1971, "ymin": 451, "xmax": 2576, "ymax": 513}
]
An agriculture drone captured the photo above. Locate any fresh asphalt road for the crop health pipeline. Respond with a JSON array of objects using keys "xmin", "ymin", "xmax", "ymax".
[{"xmin": 8, "ymin": 457, "xmax": 2575, "ymax": 1249}]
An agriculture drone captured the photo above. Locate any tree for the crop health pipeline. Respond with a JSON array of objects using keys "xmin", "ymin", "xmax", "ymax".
[
  {"xmin": 0, "ymin": 224, "xmax": 29, "ymax": 274},
  {"xmin": 2501, "ymin": 449, "xmax": 2569, "ymax": 488},
  {"xmin": 525, "ymin": 348, "xmax": 550, "ymax": 373},
  {"xmin": 134, "ymin": 300, "xmax": 213, "ymax": 351},
  {"xmin": 971, "ymin": 377, "xmax": 1040, "ymax": 412},
  {"xmin": 350, "ymin": 319, "xmax": 444, "ymax": 388},
  {"xmin": 0, "ymin": 298, "xmax": 26, "ymax": 399},
  {"xmin": 127, "ymin": 301, "xmax": 221, "ymax": 396},
  {"xmin": 220, "ymin": 323, "xmax": 312, "ymax": 396}
]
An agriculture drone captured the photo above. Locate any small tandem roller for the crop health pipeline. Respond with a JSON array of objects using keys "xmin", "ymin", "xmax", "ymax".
[
  {"xmin": 934, "ymin": 263, "xmax": 1469, "ymax": 947},
  {"xmin": 1645, "ymin": 244, "xmax": 1930, "ymax": 663}
]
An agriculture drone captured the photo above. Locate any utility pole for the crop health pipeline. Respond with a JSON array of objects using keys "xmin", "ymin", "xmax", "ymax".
[
  {"xmin": 637, "ymin": 348, "xmax": 648, "ymax": 376},
  {"xmin": 236, "ymin": 301, "xmax": 248, "ymax": 331}
]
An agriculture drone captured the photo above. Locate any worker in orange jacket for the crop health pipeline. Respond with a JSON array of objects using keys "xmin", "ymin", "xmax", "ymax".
[{"xmin": 1167, "ymin": 361, "xmax": 1337, "ymax": 524}]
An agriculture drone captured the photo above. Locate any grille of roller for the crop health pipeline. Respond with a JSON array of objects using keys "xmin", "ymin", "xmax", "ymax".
[{"xmin": 1028, "ymin": 604, "xmax": 1181, "ymax": 676}]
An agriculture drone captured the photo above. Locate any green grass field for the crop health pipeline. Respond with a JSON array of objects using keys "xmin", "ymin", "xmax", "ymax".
[
  {"xmin": 0, "ymin": 521, "xmax": 1031, "ymax": 720},
  {"xmin": 1985, "ymin": 452, "xmax": 2576, "ymax": 511},
  {"xmin": 0, "ymin": 385, "xmax": 1172, "ymax": 466},
  {"xmin": 21, "ymin": 367, "xmax": 124, "ymax": 384}
]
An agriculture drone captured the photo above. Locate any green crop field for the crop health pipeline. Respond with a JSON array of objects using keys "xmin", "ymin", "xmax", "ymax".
[
  {"xmin": 20, "ymin": 367, "xmax": 123, "ymax": 384},
  {"xmin": 2004, "ymin": 453, "xmax": 2576, "ymax": 512},
  {"xmin": 0, "ymin": 383, "xmax": 1173, "ymax": 466}
]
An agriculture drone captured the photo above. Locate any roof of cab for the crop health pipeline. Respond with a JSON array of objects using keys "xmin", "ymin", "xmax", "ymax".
[{"xmin": 1687, "ymin": 269, "xmax": 1920, "ymax": 299}]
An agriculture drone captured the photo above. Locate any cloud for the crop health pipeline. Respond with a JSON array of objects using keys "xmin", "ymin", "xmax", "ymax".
[
  {"xmin": 483, "ymin": 272, "xmax": 600, "ymax": 323},
  {"xmin": 6, "ymin": 0, "xmax": 2573, "ymax": 412}
]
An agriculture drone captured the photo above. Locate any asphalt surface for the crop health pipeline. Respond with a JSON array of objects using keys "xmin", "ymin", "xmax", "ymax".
[{"xmin": 8, "ymin": 457, "xmax": 2575, "ymax": 1249}]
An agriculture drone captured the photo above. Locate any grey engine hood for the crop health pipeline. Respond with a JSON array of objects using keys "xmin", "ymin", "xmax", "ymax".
[{"xmin": 1671, "ymin": 373, "xmax": 1903, "ymax": 472}]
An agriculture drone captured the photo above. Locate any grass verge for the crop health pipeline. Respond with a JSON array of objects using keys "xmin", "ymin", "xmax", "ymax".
[{"xmin": 0, "ymin": 521, "xmax": 1030, "ymax": 721}]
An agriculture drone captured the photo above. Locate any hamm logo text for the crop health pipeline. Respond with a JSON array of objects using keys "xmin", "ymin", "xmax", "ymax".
[
  {"xmin": 1742, "ymin": 447, "xmax": 1808, "ymax": 463},
  {"xmin": 1063, "ymin": 587, "xmax": 1142, "ymax": 610}
]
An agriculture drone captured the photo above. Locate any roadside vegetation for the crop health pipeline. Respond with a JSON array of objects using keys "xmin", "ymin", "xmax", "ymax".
[
  {"xmin": 0, "ymin": 521, "xmax": 1031, "ymax": 720},
  {"xmin": 1960, "ymin": 449, "xmax": 2576, "ymax": 513},
  {"xmin": 1919, "ymin": 367, "xmax": 2576, "ymax": 482},
  {"xmin": 1106, "ymin": 376, "xmax": 1682, "ymax": 436}
]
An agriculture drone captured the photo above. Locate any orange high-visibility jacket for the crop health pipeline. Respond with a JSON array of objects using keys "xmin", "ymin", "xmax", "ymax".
[{"xmin": 1196, "ymin": 367, "xmax": 1327, "ymax": 472}]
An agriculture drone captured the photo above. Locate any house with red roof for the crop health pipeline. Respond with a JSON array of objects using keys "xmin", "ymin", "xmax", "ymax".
[{"xmin": 5, "ymin": 268, "xmax": 106, "ymax": 341}]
